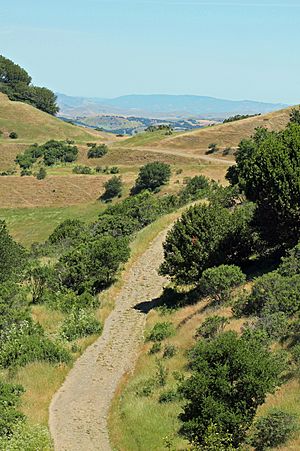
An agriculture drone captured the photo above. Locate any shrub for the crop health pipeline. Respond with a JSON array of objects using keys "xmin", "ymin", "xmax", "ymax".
[
  {"xmin": 9, "ymin": 132, "xmax": 18, "ymax": 139},
  {"xmin": 0, "ymin": 320, "xmax": 70, "ymax": 368},
  {"xmin": 179, "ymin": 331, "xmax": 285, "ymax": 447},
  {"xmin": 20, "ymin": 169, "xmax": 32, "ymax": 176},
  {"xmin": 48, "ymin": 219, "xmax": 86, "ymax": 246},
  {"xmin": 206, "ymin": 143, "xmax": 218, "ymax": 154},
  {"xmin": 163, "ymin": 344, "xmax": 177, "ymax": 359},
  {"xmin": 59, "ymin": 235, "xmax": 130, "ymax": 293},
  {"xmin": 0, "ymin": 381, "xmax": 24, "ymax": 438},
  {"xmin": 72, "ymin": 165, "xmax": 92, "ymax": 174},
  {"xmin": 160, "ymin": 203, "xmax": 254, "ymax": 285},
  {"xmin": 199, "ymin": 265, "xmax": 246, "ymax": 303},
  {"xmin": 255, "ymin": 312, "xmax": 289, "ymax": 341},
  {"xmin": 155, "ymin": 358, "xmax": 168, "ymax": 386},
  {"xmin": 91, "ymin": 214, "xmax": 139, "ymax": 238},
  {"xmin": 132, "ymin": 161, "xmax": 171, "ymax": 193},
  {"xmin": 179, "ymin": 175, "xmax": 210, "ymax": 202},
  {"xmin": 159, "ymin": 388, "xmax": 178, "ymax": 403},
  {"xmin": 146, "ymin": 322, "xmax": 175, "ymax": 342},
  {"xmin": 101, "ymin": 176, "xmax": 122, "ymax": 201},
  {"xmin": 110, "ymin": 166, "xmax": 120, "ymax": 174},
  {"xmin": 278, "ymin": 242, "xmax": 300, "ymax": 277},
  {"xmin": 135, "ymin": 378, "xmax": 155, "ymax": 397},
  {"xmin": 87, "ymin": 143, "xmax": 108, "ymax": 158},
  {"xmin": 195, "ymin": 315, "xmax": 229, "ymax": 340},
  {"xmin": 241, "ymin": 272, "xmax": 300, "ymax": 317},
  {"xmin": 60, "ymin": 309, "xmax": 102, "ymax": 341},
  {"xmin": 0, "ymin": 220, "xmax": 27, "ymax": 283},
  {"xmin": 36, "ymin": 167, "xmax": 46, "ymax": 180},
  {"xmin": 50, "ymin": 291, "xmax": 99, "ymax": 313},
  {"xmin": 0, "ymin": 422, "xmax": 53, "ymax": 450},
  {"xmin": 250, "ymin": 410, "xmax": 298, "ymax": 451},
  {"xmin": 148, "ymin": 342, "xmax": 161, "ymax": 355}
]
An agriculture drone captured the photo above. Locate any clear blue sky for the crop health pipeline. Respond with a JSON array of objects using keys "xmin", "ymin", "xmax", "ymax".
[{"xmin": 1, "ymin": 0, "xmax": 299, "ymax": 103}]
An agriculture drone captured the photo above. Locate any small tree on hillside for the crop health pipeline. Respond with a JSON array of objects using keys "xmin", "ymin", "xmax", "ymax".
[
  {"xmin": 199, "ymin": 265, "xmax": 246, "ymax": 303},
  {"xmin": 36, "ymin": 167, "xmax": 46, "ymax": 180},
  {"xmin": 132, "ymin": 161, "xmax": 171, "ymax": 194},
  {"xmin": 101, "ymin": 176, "xmax": 123, "ymax": 202},
  {"xmin": 206, "ymin": 143, "xmax": 218, "ymax": 154}
]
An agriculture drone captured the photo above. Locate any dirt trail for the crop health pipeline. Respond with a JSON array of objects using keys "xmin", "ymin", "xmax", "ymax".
[{"xmin": 49, "ymin": 228, "xmax": 169, "ymax": 451}]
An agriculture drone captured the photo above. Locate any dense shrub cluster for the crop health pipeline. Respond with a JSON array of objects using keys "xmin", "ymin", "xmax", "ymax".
[
  {"xmin": 15, "ymin": 140, "xmax": 78, "ymax": 170},
  {"xmin": 132, "ymin": 161, "xmax": 171, "ymax": 193},
  {"xmin": 87, "ymin": 143, "xmax": 108, "ymax": 158},
  {"xmin": 60, "ymin": 309, "xmax": 102, "ymax": 341}
]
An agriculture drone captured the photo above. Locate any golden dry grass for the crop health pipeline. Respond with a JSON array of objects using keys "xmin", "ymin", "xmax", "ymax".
[{"xmin": 123, "ymin": 106, "xmax": 295, "ymax": 161}]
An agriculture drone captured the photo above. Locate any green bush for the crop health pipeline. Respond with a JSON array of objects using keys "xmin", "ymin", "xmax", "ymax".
[
  {"xmin": 48, "ymin": 219, "xmax": 86, "ymax": 246},
  {"xmin": 160, "ymin": 203, "xmax": 255, "ymax": 285},
  {"xmin": 163, "ymin": 344, "xmax": 177, "ymax": 359},
  {"xmin": 9, "ymin": 132, "xmax": 18, "ymax": 139},
  {"xmin": 278, "ymin": 242, "xmax": 300, "ymax": 277},
  {"xmin": 0, "ymin": 381, "xmax": 24, "ymax": 439},
  {"xmin": 148, "ymin": 342, "xmax": 161, "ymax": 355},
  {"xmin": 60, "ymin": 309, "xmax": 102, "ymax": 341},
  {"xmin": 101, "ymin": 176, "xmax": 122, "ymax": 201},
  {"xmin": 250, "ymin": 410, "xmax": 298, "ymax": 451},
  {"xmin": 91, "ymin": 214, "xmax": 140, "ymax": 238},
  {"xmin": 72, "ymin": 165, "xmax": 92, "ymax": 174},
  {"xmin": 36, "ymin": 167, "xmax": 46, "ymax": 180},
  {"xmin": 146, "ymin": 322, "xmax": 175, "ymax": 342},
  {"xmin": 0, "ymin": 422, "xmax": 53, "ymax": 450},
  {"xmin": 159, "ymin": 388, "xmax": 178, "ymax": 403},
  {"xmin": 199, "ymin": 265, "xmax": 246, "ymax": 303},
  {"xmin": 132, "ymin": 161, "xmax": 171, "ymax": 193},
  {"xmin": 0, "ymin": 320, "xmax": 70, "ymax": 368},
  {"xmin": 179, "ymin": 175, "xmax": 210, "ymax": 202},
  {"xmin": 49, "ymin": 291, "xmax": 99, "ymax": 313},
  {"xmin": 87, "ymin": 144, "xmax": 108, "ymax": 158},
  {"xmin": 0, "ymin": 220, "xmax": 27, "ymax": 283},
  {"xmin": 135, "ymin": 378, "xmax": 155, "ymax": 397},
  {"xmin": 16, "ymin": 140, "xmax": 78, "ymax": 169}
]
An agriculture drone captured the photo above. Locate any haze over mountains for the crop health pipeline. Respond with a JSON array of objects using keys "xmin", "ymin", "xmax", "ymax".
[{"xmin": 57, "ymin": 93, "xmax": 287, "ymax": 120}]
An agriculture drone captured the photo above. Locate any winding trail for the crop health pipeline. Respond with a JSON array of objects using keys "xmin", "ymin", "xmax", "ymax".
[{"xmin": 49, "ymin": 228, "xmax": 169, "ymax": 451}]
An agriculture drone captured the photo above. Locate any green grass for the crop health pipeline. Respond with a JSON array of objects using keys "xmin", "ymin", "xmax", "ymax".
[{"xmin": 0, "ymin": 202, "xmax": 105, "ymax": 247}]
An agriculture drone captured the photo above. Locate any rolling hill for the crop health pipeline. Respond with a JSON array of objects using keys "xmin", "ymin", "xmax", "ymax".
[
  {"xmin": 118, "ymin": 105, "xmax": 295, "ymax": 161},
  {"xmin": 57, "ymin": 93, "xmax": 287, "ymax": 119}
]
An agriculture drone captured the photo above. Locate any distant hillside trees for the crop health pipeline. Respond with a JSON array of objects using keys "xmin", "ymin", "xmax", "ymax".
[
  {"xmin": 0, "ymin": 55, "xmax": 59, "ymax": 115},
  {"xmin": 223, "ymin": 113, "xmax": 261, "ymax": 123},
  {"xmin": 132, "ymin": 161, "xmax": 171, "ymax": 194}
]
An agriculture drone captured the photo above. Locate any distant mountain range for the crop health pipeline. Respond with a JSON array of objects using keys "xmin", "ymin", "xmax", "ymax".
[{"xmin": 56, "ymin": 93, "xmax": 287, "ymax": 120}]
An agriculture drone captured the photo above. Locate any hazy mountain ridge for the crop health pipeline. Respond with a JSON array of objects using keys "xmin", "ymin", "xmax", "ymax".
[{"xmin": 57, "ymin": 93, "xmax": 287, "ymax": 119}]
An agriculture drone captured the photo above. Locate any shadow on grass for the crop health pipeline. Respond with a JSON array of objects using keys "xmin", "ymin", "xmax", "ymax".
[{"xmin": 134, "ymin": 286, "xmax": 201, "ymax": 315}]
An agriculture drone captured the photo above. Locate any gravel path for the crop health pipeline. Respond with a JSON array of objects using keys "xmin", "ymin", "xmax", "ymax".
[{"xmin": 49, "ymin": 228, "xmax": 169, "ymax": 451}]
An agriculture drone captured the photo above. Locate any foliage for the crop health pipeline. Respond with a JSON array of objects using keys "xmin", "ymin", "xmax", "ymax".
[
  {"xmin": 49, "ymin": 290, "xmax": 99, "ymax": 313},
  {"xmin": 26, "ymin": 263, "xmax": 57, "ymax": 304},
  {"xmin": 226, "ymin": 124, "xmax": 300, "ymax": 247},
  {"xmin": 160, "ymin": 203, "xmax": 255, "ymax": 285},
  {"xmin": 206, "ymin": 143, "xmax": 218, "ymax": 154},
  {"xmin": 16, "ymin": 140, "xmax": 78, "ymax": 169},
  {"xmin": 48, "ymin": 218, "xmax": 86, "ymax": 246},
  {"xmin": 132, "ymin": 161, "xmax": 171, "ymax": 193},
  {"xmin": 195, "ymin": 315, "xmax": 229, "ymax": 340},
  {"xmin": 91, "ymin": 214, "xmax": 140, "ymax": 238},
  {"xmin": 155, "ymin": 358, "xmax": 168, "ymax": 386},
  {"xmin": 163, "ymin": 344, "xmax": 177, "ymax": 359},
  {"xmin": 159, "ymin": 388, "xmax": 178, "ymax": 403},
  {"xmin": 223, "ymin": 113, "xmax": 260, "ymax": 124},
  {"xmin": 179, "ymin": 175, "xmax": 210, "ymax": 202},
  {"xmin": 87, "ymin": 143, "xmax": 108, "ymax": 158},
  {"xmin": 289, "ymin": 107, "xmax": 300, "ymax": 125},
  {"xmin": 148, "ymin": 342, "xmax": 161, "ymax": 355},
  {"xmin": 101, "ymin": 176, "xmax": 123, "ymax": 201},
  {"xmin": 193, "ymin": 422, "xmax": 237, "ymax": 451},
  {"xmin": 250, "ymin": 410, "xmax": 298, "ymax": 451},
  {"xmin": 60, "ymin": 309, "xmax": 102, "ymax": 341},
  {"xmin": 146, "ymin": 322, "xmax": 175, "ymax": 342},
  {"xmin": 58, "ymin": 235, "xmax": 130, "ymax": 293},
  {"xmin": 179, "ymin": 331, "xmax": 285, "ymax": 447},
  {"xmin": 0, "ymin": 381, "xmax": 24, "ymax": 438},
  {"xmin": 0, "ymin": 281, "xmax": 29, "ymax": 333},
  {"xmin": 0, "ymin": 220, "xmax": 27, "ymax": 283},
  {"xmin": 9, "ymin": 131, "xmax": 18, "ymax": 139},
  {"xmin": 72, "ymin": 165, "xmax": 92, "ymax": 174},
  {"xmin": 199, "ymin": 265, "xmax": 246, "ymax": 303},
  {"xmin": 36, "ymin": 167, "xmax": 46, "ymax": 180},
  {"xmin": 0, "ymin": 422, "xmax": 53, "ymax": 450},
  {"xmin": 0, "ymin": 55, "xmax": 59, "ymax": 114},
  {"xmin": 238, "ymin": 271, "xmax": 300, "ymax": 318},
  {"xmin": 278, "ymin": 242, "xmax": 300, "ymax": 277},
  {"xmin": 0, "ymin": 320, "xmax": 70, "ymax": 368}
]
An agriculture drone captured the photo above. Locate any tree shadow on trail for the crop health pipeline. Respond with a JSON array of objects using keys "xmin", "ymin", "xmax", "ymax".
[{"xmin": 134, "ymin": 286, "xmax": 201, "ymax": 315}]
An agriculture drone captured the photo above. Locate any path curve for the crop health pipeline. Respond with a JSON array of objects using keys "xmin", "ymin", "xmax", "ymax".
[{"xmin": 49, "ymin": 228, "xmax": 169, "ymax": 451}]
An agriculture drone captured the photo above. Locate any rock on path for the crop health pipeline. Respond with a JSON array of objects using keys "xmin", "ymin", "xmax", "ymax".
[{"xmin": 49, "ymin": 228, "xmax": 169, "ymax": 451}]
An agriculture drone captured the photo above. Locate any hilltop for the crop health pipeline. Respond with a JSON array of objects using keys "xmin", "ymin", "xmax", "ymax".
[{"xmin": 117, "ymin": 105, "xmax": 295, "ymax": 161}]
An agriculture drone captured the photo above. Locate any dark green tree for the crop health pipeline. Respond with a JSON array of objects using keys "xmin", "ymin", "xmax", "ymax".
[
  {"xmin": 132, "ymin": 161, "xmax": 171, "ymax": 193},
  {"xmin": 179, "ymin": 331, "xmax": 285, "ymax": 447},
  {"xmin": 101, "ymin": 176, "xmax": 123, "ymax": 201}
]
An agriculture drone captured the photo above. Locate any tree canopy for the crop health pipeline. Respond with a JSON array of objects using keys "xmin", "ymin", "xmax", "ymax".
[{"xmin": 0, "ymin": 55, "xmax": 59, "ymax": 115}]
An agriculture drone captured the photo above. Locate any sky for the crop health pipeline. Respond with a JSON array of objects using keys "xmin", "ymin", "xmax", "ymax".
[{"xmin": 1, "ymin": 0, "xmax": 299, "ymax": 103}]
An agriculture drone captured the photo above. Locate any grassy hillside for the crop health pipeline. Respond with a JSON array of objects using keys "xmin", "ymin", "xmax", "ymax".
[
  {"xmin": 0, "ymin": 93, "xmax": 112, "ymax": 143},
  {"xmin": 118, "ymin": 106, "xmax": 295, "ymax": 161}
]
